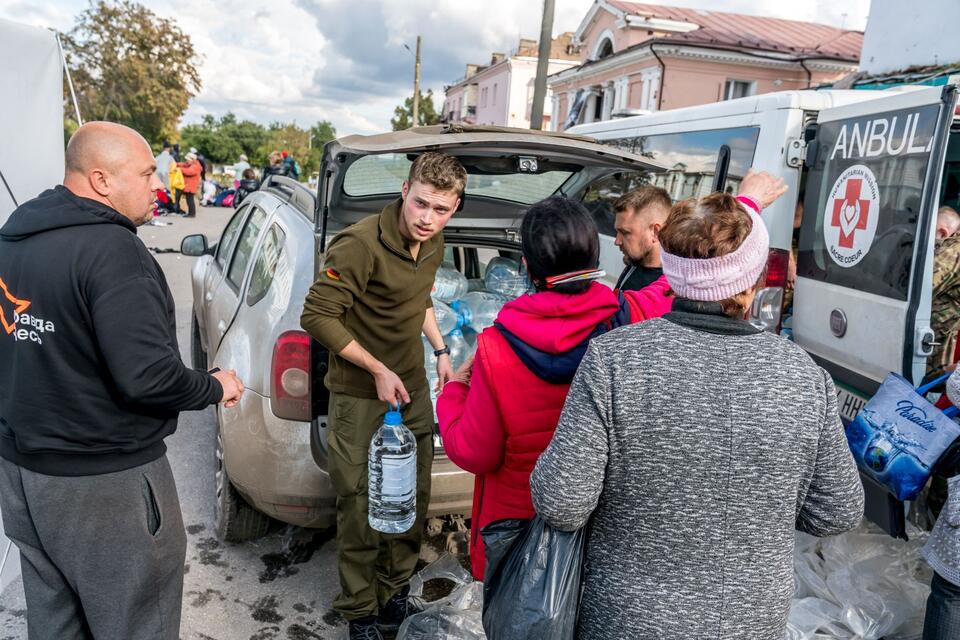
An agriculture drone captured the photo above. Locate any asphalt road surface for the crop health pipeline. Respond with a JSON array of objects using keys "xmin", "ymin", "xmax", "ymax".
[{"xmin": 0, "ymin": 205, "xmax": 352, "ymax": 640}]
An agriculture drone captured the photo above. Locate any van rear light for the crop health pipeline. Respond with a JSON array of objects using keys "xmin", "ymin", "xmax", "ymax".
[
  {"xmin": 749, "ymin": 248, "xmax": 790, "ymax": 333},
  {"xmin": 271, "ymin": 330, "xmax": 311, "ymax": 421}
]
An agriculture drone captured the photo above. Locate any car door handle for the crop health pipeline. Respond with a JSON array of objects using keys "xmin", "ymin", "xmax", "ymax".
[{"xmin": 217, "ymin": 320, "xmax": 227, "ymax": 336}]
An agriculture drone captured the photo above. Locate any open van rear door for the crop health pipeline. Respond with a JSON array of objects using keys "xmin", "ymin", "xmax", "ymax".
[{"xmin": 794, "ymin": 85, "xmax": 958, "ymax": 536}]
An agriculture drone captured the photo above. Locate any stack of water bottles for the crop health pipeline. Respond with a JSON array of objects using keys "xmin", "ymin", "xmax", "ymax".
[{"xmin": 423, "ymin": 258, "xmax": 531, "ymax": 416}]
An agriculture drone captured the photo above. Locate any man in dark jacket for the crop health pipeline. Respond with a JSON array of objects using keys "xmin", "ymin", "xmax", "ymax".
[
  {"xmin": 612, "ymin": 186, "xmax": 673, "ymax": 291},
  {"xmin": 0, "ymin": 121, "xmax": 244, "ymax": 640}
]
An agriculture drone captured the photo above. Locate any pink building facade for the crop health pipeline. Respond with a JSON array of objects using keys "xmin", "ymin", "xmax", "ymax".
[
  {"xmin": 549, "ymin": 1, "xmax": 863, "ymax": 130},
  {"xmin": 444, "ymin": 36, "xmax": 579, "ymax": 129}
]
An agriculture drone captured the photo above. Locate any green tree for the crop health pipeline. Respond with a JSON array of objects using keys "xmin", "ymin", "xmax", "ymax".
[
  {"xmin": 180, "ymin": 113, "xmax": 269, "ymax": 165},
  {"xmin": 62, "ymin": 0, "xmax": 202, "ymax": 145},
  {"xmin": 391, "ymin": 90, "xmax": 441, "ymax": 131},
  {"xmin": 181, "ymin": 115, "xmax": 242, "ymax": 163},
  {"xmin": 307, "ymin": 120, "xmax": 338, "ymax": 174}
]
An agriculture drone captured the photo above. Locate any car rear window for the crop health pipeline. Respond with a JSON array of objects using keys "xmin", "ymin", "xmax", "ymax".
[
  {"xmin": 342, "ymin": 153, "xmax": 572, "ymax": 205},
  {"xmin": 797, "ymin": 104, "xmax": 940, "ymax": 301}
]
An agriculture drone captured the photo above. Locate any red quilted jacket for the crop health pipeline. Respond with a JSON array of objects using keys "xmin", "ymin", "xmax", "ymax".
[{"xmin": 437, "ymin": 279, "xmax": 672, "ymax": 579}]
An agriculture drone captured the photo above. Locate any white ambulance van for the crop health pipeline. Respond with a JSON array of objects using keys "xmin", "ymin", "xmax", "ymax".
[{"xmin": 570, "ymin": 84, "xmax": 960, "ymax": 537}]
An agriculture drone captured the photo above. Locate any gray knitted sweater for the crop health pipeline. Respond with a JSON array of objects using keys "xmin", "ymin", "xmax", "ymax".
[{"xmin": 530, "ymin": 312, "xmax": 865, "ymax": 640}]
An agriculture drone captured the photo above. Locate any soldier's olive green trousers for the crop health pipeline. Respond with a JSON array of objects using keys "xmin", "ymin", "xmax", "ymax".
[{"xmin": 327, "ymin": 386, "xmax": 434, "ymax": 620}]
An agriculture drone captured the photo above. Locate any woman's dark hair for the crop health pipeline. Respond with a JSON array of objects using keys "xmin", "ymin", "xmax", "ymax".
[{"xmin": 521, "ymin": 196, "xmax": 600, "ymax": 295}]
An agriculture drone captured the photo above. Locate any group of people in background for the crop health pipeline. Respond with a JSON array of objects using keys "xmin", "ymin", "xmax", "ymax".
[
  {"xmin": 150, "ymin": 145, "xmax": 302, "ymax": 217},
  {"xmin": 152, "ymin": 141, "xmax": 203, "ymax": 217}
]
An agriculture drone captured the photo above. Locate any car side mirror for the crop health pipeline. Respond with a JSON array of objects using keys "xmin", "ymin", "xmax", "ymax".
[{"xmin": 181, "ymin": 234, "xmax": 209, "ymax": 256}]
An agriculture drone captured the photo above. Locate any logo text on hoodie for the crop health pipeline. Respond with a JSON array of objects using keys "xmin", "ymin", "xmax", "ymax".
[{"xmin": 0, "ymin": 277, "xmax": 55, "ymax": 344}]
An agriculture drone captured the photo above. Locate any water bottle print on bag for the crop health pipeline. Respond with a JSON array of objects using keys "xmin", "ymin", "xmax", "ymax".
[{"xmin": 368, "ymin": 404, "xmax": 418, "ymax": 533}]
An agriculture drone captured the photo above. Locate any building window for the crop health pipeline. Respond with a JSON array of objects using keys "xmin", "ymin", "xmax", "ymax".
[
  {"xmin": 723, "ymin": 80, "xmax": 755, "ymax": 101},
  {"xmin": 596, "ymin": 39, "xmax": 614, "ymax": 59},
  {"xmin": 481, "ymin": 87, "xmax": 488, "ymax": 108},
  {"xmin": 493, "ymin": 83, "xmax": 498, "ymax": 106}
]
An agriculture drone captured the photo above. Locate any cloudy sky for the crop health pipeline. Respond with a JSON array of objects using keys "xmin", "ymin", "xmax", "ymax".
[{"xmin": 1, "ymin": 0, "xmax": 870, "ymax": 135}]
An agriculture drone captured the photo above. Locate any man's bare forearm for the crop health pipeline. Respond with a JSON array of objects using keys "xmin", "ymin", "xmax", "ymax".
[{"xmin": 422, "ymin": 308, "xmax": 445, "ymax": 351}]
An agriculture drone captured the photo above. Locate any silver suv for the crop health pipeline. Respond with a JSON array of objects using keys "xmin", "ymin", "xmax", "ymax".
[{"xmin": 181, "ymin": 125, "xmax": 661, "ymax": 541}]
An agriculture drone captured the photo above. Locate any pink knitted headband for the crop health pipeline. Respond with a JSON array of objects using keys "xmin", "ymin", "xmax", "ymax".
[{"xmin": 660, "ymin": 198, "xmax": 770, "ymax": 301}]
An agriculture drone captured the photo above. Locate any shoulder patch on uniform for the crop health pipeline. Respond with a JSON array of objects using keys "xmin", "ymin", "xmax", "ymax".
[{"xmin": 325, "ymin": 268, "xmax": 341, "ymax": 281}]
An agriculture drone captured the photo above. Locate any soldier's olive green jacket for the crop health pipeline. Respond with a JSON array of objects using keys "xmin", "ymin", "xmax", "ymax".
[{"xmin": 301, "ymin": 199, "xmax": 443, "ymax": 398}]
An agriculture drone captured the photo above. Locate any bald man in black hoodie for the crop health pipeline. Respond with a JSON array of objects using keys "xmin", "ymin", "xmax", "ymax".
[{"xmin": 0, "ymin": 122, "xmax": 243, "ymax": 640}]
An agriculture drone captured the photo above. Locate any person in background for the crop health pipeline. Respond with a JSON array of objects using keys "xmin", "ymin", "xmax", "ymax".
[
  {"xmin": 784, "ymin": 192, "xmax": 805, "ymax": 311},
  {"xmin": 188, "ymin": 147, "xmax": 207, "ymax": 183},
  {"xmin": 0, "ymin": 122, "xmax": 243, "ymax": 640},
  {"xmin": 177, "ymin": 152, "xmax": 202, "ymax": 218},
  {"xmin": 154, "ymin": 141, "xmax": 173, "ymax": 192},
  {"xmin": 233, "ymin": 154, "xmax": 250, "ymax": 187},
  {"xmin": 282, "ymin": 150, "xmax": 300, "ymax": 180},
  {"xmin": 436, "ymin": 196, "xmax": 673, "ymax": 581},
  {"xmin": 529, "ymin": 172, "xmax": 864, "ymax": 640},
  {"xmin": 612, "ymin": 186, "xmax": 672, "ymax": 292},
  {"xmin": 234, "ymin": 168, "xmax": 259, "ymax": 208},
  {"xmin": 168, "ymin": 158, "xmax": 185, "ymax": 214},
  {"xmin": 929, "ymin": 206, "xmax": 960, "ymax": 375},
  {"xmin": 261, "ymin": 150, "xmax": 291, "ymax": 185},
  {"xmin": 300, "ymin": 153, "xmax": 465, "ymax": 640}
]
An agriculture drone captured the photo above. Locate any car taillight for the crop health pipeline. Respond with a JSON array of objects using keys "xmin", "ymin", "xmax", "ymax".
[
  {"xmin": 748, "ymin": 248, "xmax": 790, "ymax": 333},
  {"xmin": 271, "ymin": 331, "xmax": 311, "ymax": 421}
]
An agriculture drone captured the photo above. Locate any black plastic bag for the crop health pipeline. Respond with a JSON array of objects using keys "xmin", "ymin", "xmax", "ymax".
[{"xmin": 481, "ymin": 516, "xmax": 586, "ymax": 640}]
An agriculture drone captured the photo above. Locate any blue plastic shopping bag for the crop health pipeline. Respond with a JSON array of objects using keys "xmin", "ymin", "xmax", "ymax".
[{"xmin": 846, "ymin": 372, "xmax": 960, "ymax": 501}]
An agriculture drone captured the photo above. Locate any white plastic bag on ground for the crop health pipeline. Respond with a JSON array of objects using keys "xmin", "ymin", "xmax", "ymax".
[
  {"xmin": 788, "ymin": 522, "xmax": 932, "ymax": 640},
  {"xmin": 398, "ymin": 553, "xmax": 486, "ymax": 640}
]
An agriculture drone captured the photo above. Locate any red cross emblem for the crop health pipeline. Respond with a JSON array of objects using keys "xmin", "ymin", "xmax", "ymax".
[{"xmin": 831, "ymin": 178, "xmax": 871, "ymax": 249}]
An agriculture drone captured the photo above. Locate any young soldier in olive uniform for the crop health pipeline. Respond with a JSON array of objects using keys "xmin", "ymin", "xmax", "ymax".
[{"xmin": 301, "ymin": 153, "xmax": 465, "ymax": 639}]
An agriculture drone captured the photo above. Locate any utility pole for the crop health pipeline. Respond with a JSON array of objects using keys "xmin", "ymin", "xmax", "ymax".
[
  {"xmin": 530, "ymin": 0, "xmax": 556, "ymax": 130},
  {"xmin": 412, "ymin": 35, "xmax": 422, "ymax": 128}
]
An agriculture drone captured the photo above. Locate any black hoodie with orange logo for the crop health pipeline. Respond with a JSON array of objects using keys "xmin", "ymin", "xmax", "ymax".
[{"xmin": 0, "ymin": 185, "xmax": 222, "ymax": 476}]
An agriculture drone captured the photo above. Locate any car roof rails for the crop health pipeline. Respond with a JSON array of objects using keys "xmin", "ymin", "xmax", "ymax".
[{"xmin": 261, "ymin": 175, "xmax": 316, "ymax": 221}]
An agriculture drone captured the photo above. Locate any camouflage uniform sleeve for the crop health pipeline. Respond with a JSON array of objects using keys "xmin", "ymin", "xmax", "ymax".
[{"xmin": 933, "ymin": 237, "xmax": 960, "ymax": 297}]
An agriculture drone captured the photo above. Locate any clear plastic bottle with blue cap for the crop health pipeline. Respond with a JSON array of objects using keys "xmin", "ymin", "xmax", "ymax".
[{"xmin": 368, "ymin": 404, "xmax": 418, "ymax": 533}]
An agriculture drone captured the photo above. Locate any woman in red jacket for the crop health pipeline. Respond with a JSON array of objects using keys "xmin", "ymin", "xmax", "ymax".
[
  {"xmin": 178, "ymin": 152, "xmax": 202, "ymax": 217},
  {"xmin": 436, "ymin": 196, "xmax": 673, "ymax": 580}
]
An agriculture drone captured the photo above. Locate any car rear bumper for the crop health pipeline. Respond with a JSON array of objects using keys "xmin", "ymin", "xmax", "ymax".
[{"xmin": 223, "ymin": 394, "xmax": 473, "ymax": 528}]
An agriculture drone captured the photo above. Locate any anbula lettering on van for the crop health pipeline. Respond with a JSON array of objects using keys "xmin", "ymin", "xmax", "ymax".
[
  {"xmin": 0, "ymin": 276, "xmax": 55, "ymax": 345},
  {"xmin": 830, "ymin": 110, "xmax": 933, "ymax": 161},
  {"xmin": 824, "ymin": 164, "xmax": 880, "ymax": 268}
]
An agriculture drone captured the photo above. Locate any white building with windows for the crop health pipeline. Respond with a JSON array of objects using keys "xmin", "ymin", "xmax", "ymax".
[{"xmin": 443, "ymin": 35, "xmax": 580, "ymax": 130}]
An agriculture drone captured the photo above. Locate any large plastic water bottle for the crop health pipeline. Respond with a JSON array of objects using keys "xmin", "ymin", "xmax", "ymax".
[
  {"xmin": 454, "ymin": 291, "xmax": 510, "ymax": 332},
  {"xmin": 433, "ymin": 300, "xmax": 458, "ymax": 335},
  {"xmin": 368, "ymin": 406, "xmax": 417, "ymax": 533},
  {"xmin": 431, "ymin": 266, "xmax": 468, "ymax": 303},
  {"xmin": 485, "ymin": 257, "xmax": 530, "ymax": 298},
  {"xmin": 447, "ymin": 328, "xmax": 471, "ymax": 370}
]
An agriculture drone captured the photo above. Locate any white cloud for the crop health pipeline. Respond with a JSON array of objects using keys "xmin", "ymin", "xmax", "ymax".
[{"xmin": 0, "ymin": 0, "xmax": 872, "ymax": 136}]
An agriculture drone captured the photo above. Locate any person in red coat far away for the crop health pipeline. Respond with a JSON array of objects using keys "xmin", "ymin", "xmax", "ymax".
[{"xmin": 436, "ymin": 195, "xmax": 673, "ymax": 580}]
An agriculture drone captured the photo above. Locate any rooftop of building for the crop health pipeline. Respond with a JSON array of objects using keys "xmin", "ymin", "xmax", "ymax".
[{"xmin": 601, "ymin": 1, "xmax": 863, "ymax": 61}]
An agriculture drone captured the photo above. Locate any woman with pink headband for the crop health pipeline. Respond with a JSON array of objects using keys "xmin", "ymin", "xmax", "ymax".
[{"xmin": 530, "ymin": 175, "xmax": 865, "ymax": 640}]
